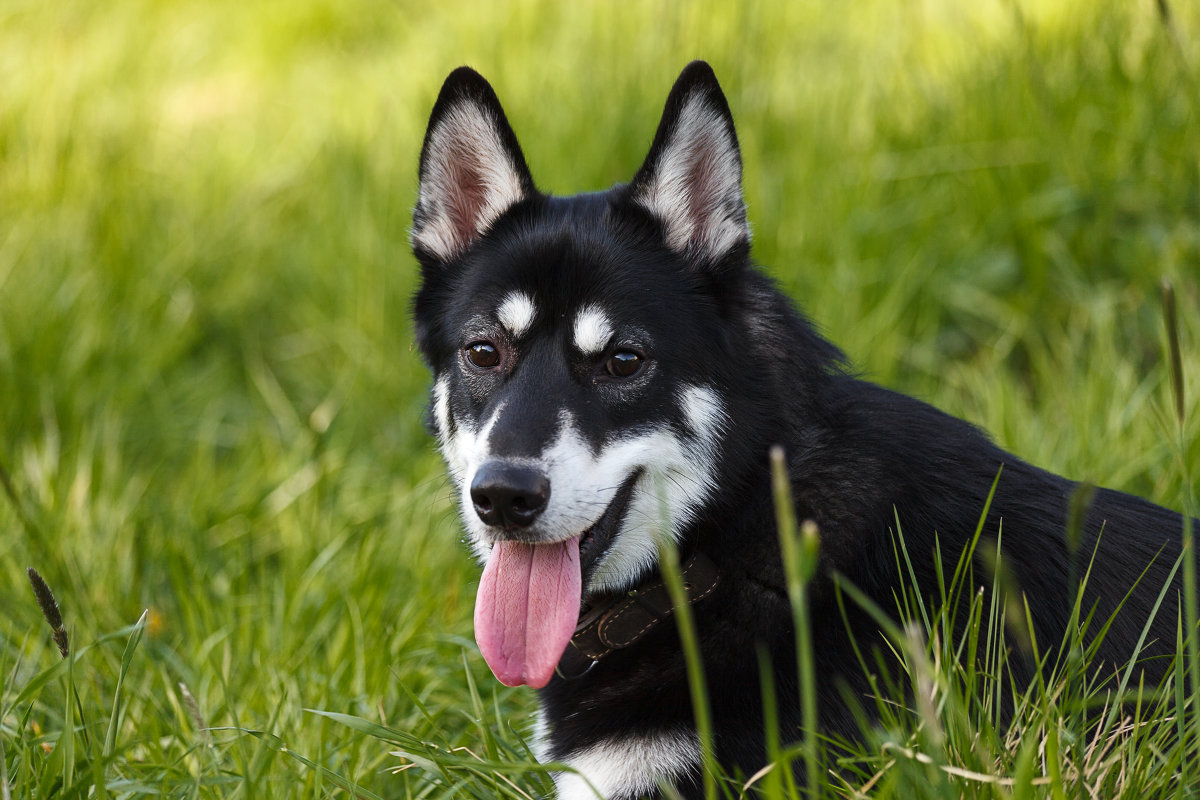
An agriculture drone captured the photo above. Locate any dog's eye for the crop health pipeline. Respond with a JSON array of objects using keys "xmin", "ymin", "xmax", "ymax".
[
  {"xmin": 465, "ymin": 341, "xmax": 501, "ymax": 369},
  {"xmin": 605, "ymin": 350, "xmax": 643, "ymax": 378}
]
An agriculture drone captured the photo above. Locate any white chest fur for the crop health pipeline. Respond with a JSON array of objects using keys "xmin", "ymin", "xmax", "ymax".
[{"xmin": 551, "ymin": 729, "xmax": 701, "ymax": 800}]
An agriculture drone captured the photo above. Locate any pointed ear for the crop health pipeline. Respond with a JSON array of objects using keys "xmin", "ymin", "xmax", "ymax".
[
  {"xmin": 631, "ymin": 61, "xmax": 749, "ymax": 262},
  {"xmin": 411, "ymin": 67, "xmax": 536, "ymax": 262}
]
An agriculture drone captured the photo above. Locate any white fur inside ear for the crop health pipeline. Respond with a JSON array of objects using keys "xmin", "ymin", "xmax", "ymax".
[
  {"xmin": 635, "ymin": 93, "xmax": 748, "ymax": 259},
  {"xmin": 413, "ymin": 101, "xmax": 526, "ymax": 260}
]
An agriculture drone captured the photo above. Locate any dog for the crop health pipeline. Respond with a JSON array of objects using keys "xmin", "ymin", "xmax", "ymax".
[{"xmin": 409, "ymin": 61, "xmax": 1196, "ymax": 799}]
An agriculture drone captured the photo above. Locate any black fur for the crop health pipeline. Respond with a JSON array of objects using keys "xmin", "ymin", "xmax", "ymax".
[{"xmin": 412, "ymin": 62, "xmax": 1197, "ymax": 797}]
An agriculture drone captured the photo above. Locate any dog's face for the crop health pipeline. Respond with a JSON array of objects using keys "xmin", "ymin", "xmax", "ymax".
[{"xmin": 411, "ymin": 63, "xmax": 750, "ymax": 687}]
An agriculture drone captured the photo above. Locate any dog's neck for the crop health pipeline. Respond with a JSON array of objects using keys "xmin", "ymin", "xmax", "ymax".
[{"xmin": 555, "ymin": 553, "xmax": 722, "ymax": 680}]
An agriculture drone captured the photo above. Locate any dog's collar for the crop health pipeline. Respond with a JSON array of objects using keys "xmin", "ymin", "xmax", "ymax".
[{"xmin": 555, "ymin": 552, "xmax": 721, "ymax": 681}]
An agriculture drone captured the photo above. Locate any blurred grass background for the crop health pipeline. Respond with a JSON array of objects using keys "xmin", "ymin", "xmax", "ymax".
[{"xmin": 1, "ymin": 0, "xmax": 1198, "ymax": 795}]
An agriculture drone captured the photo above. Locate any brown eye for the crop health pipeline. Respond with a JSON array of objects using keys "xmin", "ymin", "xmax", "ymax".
[
  {"xmin": 605, "ymin": 350, "xmax": 643, "ymax": 378},
  {"xmin": 465, "ymin": 341, "xmax": 500, "ymax": 369}
]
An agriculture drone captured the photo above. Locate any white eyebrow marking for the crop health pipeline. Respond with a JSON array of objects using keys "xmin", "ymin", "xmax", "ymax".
[
  {"xmin": 572, "ymin": 305, "xmax": 614, "ymax": 355},
  {"xmin": 497, "ymin": 291, "xmax": 537, "ymax": 337}
]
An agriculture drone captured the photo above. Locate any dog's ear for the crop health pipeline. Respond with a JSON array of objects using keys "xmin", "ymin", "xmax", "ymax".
[
  {"xmin": 631, "ymin": 61, "xmax": 749, "ymax": 262},
  {"xmin": 411, "ymin": 67, "xmax": 536, "ymax": 262}
]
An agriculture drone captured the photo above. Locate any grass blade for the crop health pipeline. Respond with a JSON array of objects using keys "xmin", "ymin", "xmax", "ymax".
[
  {"xmin": 103, "ymin": 609, "xmax": 147, "ymax": 758},
  {"xmin": 1161, "ymin": 279, "xmax": 1185, "ymax": 427},
  {"xmin": 653, "ymin": 489, "xmax": 718, "ymax": 800},
  {"xmin": 770, "ymin": 445, "xmax": 821, "ymax": 798}
]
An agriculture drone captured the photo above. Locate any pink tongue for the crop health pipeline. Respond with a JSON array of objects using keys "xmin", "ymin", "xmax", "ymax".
[{"xmin": 474, "ymin": 536, "xmax": 581, "ymax": 688}]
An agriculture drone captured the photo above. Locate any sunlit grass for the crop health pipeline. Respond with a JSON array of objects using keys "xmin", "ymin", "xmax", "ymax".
[{"xmin": 1, "ymin": 0, "xmax": 1197, "ymax": 796}]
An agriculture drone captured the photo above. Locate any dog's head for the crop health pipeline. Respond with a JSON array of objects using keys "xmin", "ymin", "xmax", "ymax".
[{"xmin": 411, "ymin": 62, "xmax": 751, "ymax": 687}]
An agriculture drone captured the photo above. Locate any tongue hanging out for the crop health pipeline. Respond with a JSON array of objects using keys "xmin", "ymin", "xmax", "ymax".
[{"xmin": 474, "ymin": 536, "xmax": 582, "ymax": 688}]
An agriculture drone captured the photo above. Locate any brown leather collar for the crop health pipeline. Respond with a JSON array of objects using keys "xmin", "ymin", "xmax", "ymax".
[{"xmin": 555, "ymin": 552, "xmax": 721, "ymax": 680}]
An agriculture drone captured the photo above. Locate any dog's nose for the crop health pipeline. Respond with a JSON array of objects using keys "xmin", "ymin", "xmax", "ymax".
[{"xmin": 470, "ymin": 462, "xmax": 551, "ymax": 529}]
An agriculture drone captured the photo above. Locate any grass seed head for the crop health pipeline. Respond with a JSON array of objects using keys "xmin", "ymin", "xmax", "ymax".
[{"xmin": 26, "ymin": 567, "xmax": 69, "ymax": 658}]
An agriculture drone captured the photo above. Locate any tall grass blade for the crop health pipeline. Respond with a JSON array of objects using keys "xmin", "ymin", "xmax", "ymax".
[
  {"xmin": 753, "ymin": 645, "xmax": 788, "ymax": 798},
  {"xmin": 460, "ymin": 651, "xmax": 499, "ymax": 762},
  {"xmin": 1161, "ymin": 279, "xmax": 1186, "ymax": 427},
  {"xmin": 0, "ymin": 677, "xmax": 9, "ymax": 800},
  {"xmin": 1176, "ymin": 617, "xmax": 1187, "ymax": 763},
  {"xmin": 212, "ymin": 649, "xmax": 256, "ymax": 800},
  {"xmin": 104, "ymin": 609, "xmax": 148, "ymax": 758},
  {"xmin": 1098, "ymin": 552, "xmax": 1184, "ymax": 735},
  {"xmin": 1064, "ymin": 482, "xmax": 1095, "ymax": 585},
  {"xmin": 61, "ymin": 642, "xmax": 76, "ymax": 794},
  {"xmin": 769, "ymin": 445, "xmax": 821, "ymax": 798},
  {"xmin": 1163, "ymin": 276, "xmax": 1198, "ymax": 795},
  {"xmin": 653, "ymin": 478, "xmax": 717, "ymax": 800}
]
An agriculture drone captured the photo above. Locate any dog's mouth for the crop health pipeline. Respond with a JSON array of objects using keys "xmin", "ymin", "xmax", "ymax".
[
  {"xmin": 473, "ymin": 468, "xmax": 643, "ymax": 689},
  {"xmin": 578, "ymin": 468, "xmax": 643, "ymax": 585}
]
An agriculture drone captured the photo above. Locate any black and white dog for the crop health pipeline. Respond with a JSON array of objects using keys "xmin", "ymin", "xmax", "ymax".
[{"xmin": 410, "ymin": 61, "xmax": 1195, "ymax": 798}]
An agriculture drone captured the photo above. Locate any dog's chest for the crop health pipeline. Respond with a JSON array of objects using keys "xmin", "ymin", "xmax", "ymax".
[{"xmin": 547, "ymin": 728, "xmax": 700, "ymax": 800}]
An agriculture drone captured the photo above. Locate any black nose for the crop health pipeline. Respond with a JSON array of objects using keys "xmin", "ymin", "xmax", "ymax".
[{"xmin": 470, "ymin": 462, "xmax": 551, "ymax": 528}]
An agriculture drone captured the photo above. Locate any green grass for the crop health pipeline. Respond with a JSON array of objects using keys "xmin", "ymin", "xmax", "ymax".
[{"xmin": 1, "ymin": 0, "xmax": 1198, "ymax": 796}]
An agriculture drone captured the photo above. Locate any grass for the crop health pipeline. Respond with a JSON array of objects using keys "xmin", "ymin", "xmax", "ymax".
[{"xmin": 1, "ymin": 0, "xmax": 1198, "ymax": 796}]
